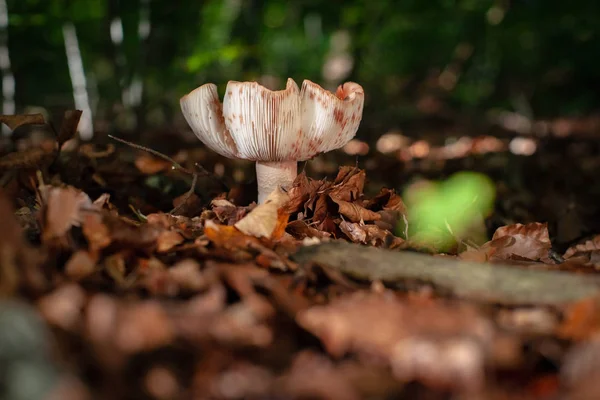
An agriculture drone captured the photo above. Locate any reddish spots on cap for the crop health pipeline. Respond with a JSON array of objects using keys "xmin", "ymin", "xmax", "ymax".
[
  {"xmin": 335, "ymin": 84, "xmax": 347, "ymax": 100},
  {"xmin": 239, "ymin": 114, "xmax": 244, "ymax": 123},
  {"xmin": 333, "ymin": 107, "xmax": 344, "ymax": 124},
  {"xmin": 228, "ymin": 90, "xmax": 233, "ymax": 97},
  {"xmin": 309, "ymin": 91, "xmax": 315, "ymax": 100},
  {"xmin": 238, "ymin": 87, "xmax": 243, "ymax": 94}
]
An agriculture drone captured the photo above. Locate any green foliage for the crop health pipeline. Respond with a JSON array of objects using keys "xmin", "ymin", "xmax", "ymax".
[
  {"xmin": 3, "ymin": 0, "xmax": 600, "ymax": 130},
  {"xmin": 402, "ymin": 172, "xmax": 496, "ymax": 252}
]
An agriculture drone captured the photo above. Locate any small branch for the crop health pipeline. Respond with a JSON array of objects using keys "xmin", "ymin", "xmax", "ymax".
[
  {"xmin": 292, "ymin": 241, "xmax": 600, "ymax": 306},
  {"xmin": 170, "ymin": 172, "xmax": 198, "ymax": 215},
  {"xmin": 108, "ymin": 134, "xmax": 193, "ymax": 175},
  {"xmin": 108, "ymin": 134, "xmax": 230, "ymax": 212}
]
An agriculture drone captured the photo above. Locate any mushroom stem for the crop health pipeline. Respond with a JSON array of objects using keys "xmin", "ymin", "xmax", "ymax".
[{"xmin": 255, "ymin": 160, "xmax": 297, "ymax": 204}]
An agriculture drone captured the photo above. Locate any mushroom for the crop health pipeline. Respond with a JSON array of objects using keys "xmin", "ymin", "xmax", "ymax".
[{"xmin": 180, "ymin": 78, "xmax": 364, "ymax": 204}]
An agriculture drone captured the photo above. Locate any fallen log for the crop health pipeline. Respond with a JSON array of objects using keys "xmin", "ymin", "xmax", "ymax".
[{"xmin": 292, "ymin": 241, "xmax": 600, "ymax": 305}]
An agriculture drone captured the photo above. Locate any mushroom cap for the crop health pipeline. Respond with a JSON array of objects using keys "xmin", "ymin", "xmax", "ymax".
[{"xmin": 180, "ymin": 78, "xmax": 364, "ymax": 162}]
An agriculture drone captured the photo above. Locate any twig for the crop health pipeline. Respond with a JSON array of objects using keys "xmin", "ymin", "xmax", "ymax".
[
  {"xmin": 108, "ymin": 134, "xmax": 229, "ymax": 214},
  {"xmin": 108, "ymin": 134, "xmax": 193, "ymax": 175},
  {"xmin": 170, "ymin": 172, "xmax": 198, "ymax": 215}
]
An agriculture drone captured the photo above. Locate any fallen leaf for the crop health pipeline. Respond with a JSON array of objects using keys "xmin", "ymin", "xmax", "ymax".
[
  {"xmin": 64, "ymin": 250, "xmax": 97, "ymax": 280},
  {"xmin": 39, "ymin": 185, "xmax": 93, "ymax": 243},
  {"xmin": 57, "ymin": 110, "xmax": 83, "ymax": 146},
  {"xmin": 488, "ymin": 222, "xmax": 553, "ymax": 262},
  {"xmin": 330, "ymin": 167, "xmax": 365, "ymax": 202},
  {"xmin": 0, "ymin": 113, "xmax": 45, "ymax": 130},
  {"xmin": 564, "ymin": 235, "xmax": 600, "ymax": 262},
  {"xmin": 81, "ymin": 213, "xmax": 112, "ymax": 254},
  {"xmin": 135, "ymin": 155, "xmax": 173, "ymax": 174},
  {"xmin": 331, "ymin": 197, "xmax": 381, "ymax": 222},
  {"xmin": 286, "ymin": 220, "xmax": 331, "ymax": 240},
  {"xmin": 0, "ymin": 147, "xmax": 54, "ymax": 171},
  {"xmin": 339, "ymin": 220, "xmax": 367, "ymax": 243},
  {"xmin": 205, "ymin": 220, "xmax": 260, "ymax": 251},
  {"xmin": 156, "ymin": 230, "xmax": 185, "ymax": 252},
  {"xmin": 235, "ymin": 187, "xmax": 290, "ymax": 239}
]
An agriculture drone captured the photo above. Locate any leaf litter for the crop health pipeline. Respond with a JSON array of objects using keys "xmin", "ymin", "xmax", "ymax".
[{"xmin": 1, "ymin": 111, "xmax": 600, "ymax": 399}]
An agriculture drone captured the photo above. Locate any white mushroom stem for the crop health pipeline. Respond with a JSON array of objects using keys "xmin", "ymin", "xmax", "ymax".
[{"xmin": 255, "ymin": 160, "xmax": 297, "ymax": 204}]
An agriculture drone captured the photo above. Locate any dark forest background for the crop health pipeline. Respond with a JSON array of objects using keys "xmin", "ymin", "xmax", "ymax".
[{"xmin": 3, "ymin": 0, "xmax": 600, "ymax": 143}]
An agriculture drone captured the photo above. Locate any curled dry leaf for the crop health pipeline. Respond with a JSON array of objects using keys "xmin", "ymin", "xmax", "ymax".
[
  {"xmin": 330, "ymin": 167, "xmax": 365, "ymax": 202},
  {"xmin": 463, "ymin": 222, "xmax": 554, "ymax": 263},
  {"xmin": 134, "ymin": 155, "xmax": 173, "ymax": 174},
  {"xmin": 38, "ymin": 185, "xmax": 92, "ymax": 243},
  {"xmin": 564, "ymin": 235, "xmax": 600, "ymax": 264},
  {"xmin": 211, "ymin": 197, "xmax": 248, "ymax": 225},
  {"xmin": 339, "ymin": 221, "xmax": 405, "ymax": 248},
  {"xmin": 234, "ymin": 187, "xmax": 290, "ymax": 239},
  {"xmin": 204, "ymin": 221, "xmax": 290, "ymax": 270},
  {"xmin": 57, "ymin": 109, "xmax": 83, "ymax": 146},
  {"xmin": 286, "ymin": 220, "xmax": 331, "ymax": 239},
  {"xmin": 0, "ymin": 113, "xmax": 45, "ymax": 130},
  {"xmin": 0, "ymin": 147, "xmax": 55, "ymax": 171},
  {"xmin": 81, "ymin": 213, "xmax": 111, "ymax": 254},
  {"xmin": 331, "ymin": 197, "xmax": 381, "ymax": 222}
]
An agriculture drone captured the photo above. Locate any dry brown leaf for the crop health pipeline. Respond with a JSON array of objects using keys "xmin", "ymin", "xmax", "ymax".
[
  {"xmin": 0, "ymin": 147, "xmax": 54, "ymax": 171},
  {"xmin": 235, "ymin": 187, "xmax": 290, "ymax": 239},
  {"xmin": 564, "ymin": 235, "xmax": 600, "ymax": 261},
  {"xmin": 103, "ymin": 215, "xmax": 163, "ymax": 250},
  {"xmin": 156, "ymin": 230, "xmax": 185, "ymax": 252},
  {"xmin": 211, "ymin": 198, "xmax": 248, "ymax": 225},
  {"xmin": 339, "ymin": 220, "xmax": 367, "ymax": 243},
  {"xmin": 286, "ymin": 220, "xmax": 331, "ymax": 239},
  {"xmin": 332, "ymin": 197, "xmax": 381, "ymax": 222},
  {"xmin": 81, "ymin": 213, "xmax": 112, "ymax": 254},
  {"xmin": 488, "ymin": 222, "xmax": 553, "ymax": 262},
  {"xmin": 57, "ymin": 109, "xmax": 82, "ymax": 146},
  {"xmin": 330, "ymin": 167, "xmax": 365, "ymax": 202},
  {"xmin": 283, "ymin": 171, "xmax": 312, "ymax": 215},
  {"xmin": 0, "ymin": 113, "xmax": 45, "ymax": 130},
  {"xmin": 135, "ymin": 155, "xmax": 173, "ymax": 174},
  {"xmin": 339, "ymin": 221, "xmax": 405, "ymax": 248},
  {"xmin": 39, "ymin": 185, "xmax": 93, "ymax": 243},
  {"xmin": 364, "ymin": 188, "xmax": 407, "ymax": 214},
  {"xmin": 65, "ymin": 250, "xmax": 97, "ymax": 280}
]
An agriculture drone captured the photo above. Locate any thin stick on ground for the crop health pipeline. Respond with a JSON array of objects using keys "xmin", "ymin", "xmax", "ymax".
[
  {"xmin": 108, "ymin": 134, "xmax": 193, "ymax": 175},
  {"xmin": 108, "ymin": 134, "xmax": 224, "ymax": 215}
]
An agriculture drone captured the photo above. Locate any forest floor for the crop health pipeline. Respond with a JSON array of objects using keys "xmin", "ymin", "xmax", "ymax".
[{"xmin": 2, "ymin": 111, "xmax": 600, "ymax": 399}]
